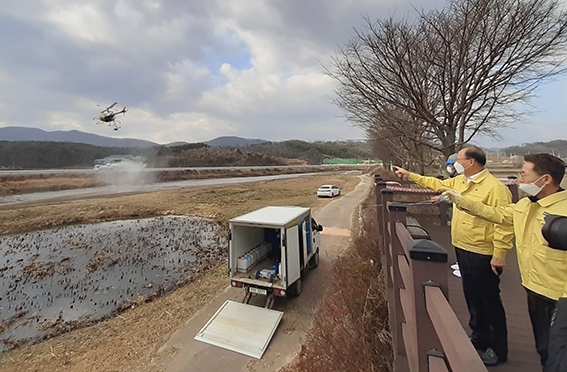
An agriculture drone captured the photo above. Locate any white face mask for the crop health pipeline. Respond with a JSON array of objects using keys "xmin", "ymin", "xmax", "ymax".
[
  {"xmin": 518, "ymin": 175, "xmax": 546, "ymax": 197},
  {"xmin": 446, "ymin": 166, "xmax": 455, "ymax": 174},
  {"xmin": 453, "ymin": 161, "xmax": 465, "ymax": 174}
]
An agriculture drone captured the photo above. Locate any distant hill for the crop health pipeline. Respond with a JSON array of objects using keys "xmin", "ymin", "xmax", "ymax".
[
  {"xmin": 0, "ymin": 141, "xmax": 150, "ymax": 169},
  {"xmin": 502, "ymin": 140, "xmax": 567, "ymax": 157},
  {"xmin": 0, "ymin": 127, "xmax": 270, "ymax": 149},
  {"xmin": 157, "ymin": 139, "xmax": 372, "ymax": 166},
  {"xmin": 205, "ymin": 136, "xmax": 268, "ymax": 148},
  {"xmin": 246, "ymin": 139, "xmax": 373, "ymax": 165},
  {"xmin": 0, "ymin": 127, "xmax": 374, "ymax": 168},
  {"xmin": 0, "ymin": 126, "xmax": 158, "ymax": 148},
  {"xmin": 168, "ymin": 148, "xmax": 298, "ymax": 167},
  {"xmin": 483, "ymin": 147, "xmax": 503, "ymax": 152},
  {"xmin": 164, "ymin": 141, "xmax": 190, "ymax": 147}
]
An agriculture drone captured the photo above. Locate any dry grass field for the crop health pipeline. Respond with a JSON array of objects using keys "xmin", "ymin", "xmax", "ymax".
[
  {"xmin": 0, "ymin": 165, "xmax": 366, "ymax": 197},
  {"xmin": 2, "ymin": 163, "xmax": 564, "ymax": 372},
  {"xmin": 0, "ymin": 170, "xmax": 368, "ymax": 372}
]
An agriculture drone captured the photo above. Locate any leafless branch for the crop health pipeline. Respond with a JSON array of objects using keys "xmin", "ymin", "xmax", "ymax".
[{"xmin": 327, "ymin": 0, "xmax": 567, "ymax": 170}]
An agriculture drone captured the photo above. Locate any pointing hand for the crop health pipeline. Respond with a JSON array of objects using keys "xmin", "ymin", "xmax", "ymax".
[{"xmin": 392, "ymin": 166, "xmax": 410, "ymax": 180}]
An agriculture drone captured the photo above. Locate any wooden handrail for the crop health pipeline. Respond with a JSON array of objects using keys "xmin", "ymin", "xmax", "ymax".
[
  {"xmin": 425, "ymin": 286, "xmax": 487, "ymax": 371},
  {"xmin": 396, "ymin": 222, "xmax": 414, "ymax": 254},
  {"xmin": 398, "ymin": 255, "xmax": 411, "ymax": 292},
  {"xmin": 428, "ymin": 353, "xmax": 449, "ymax": 372}
]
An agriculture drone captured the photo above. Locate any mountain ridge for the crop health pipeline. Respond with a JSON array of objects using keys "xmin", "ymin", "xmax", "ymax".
[
  {"xmin": 0, "ymin": 126, "xmax": 272, "ymax": 149},
  {"xmin": 0, "ymin": 126, "xmax": 158, "ymax": 148}
]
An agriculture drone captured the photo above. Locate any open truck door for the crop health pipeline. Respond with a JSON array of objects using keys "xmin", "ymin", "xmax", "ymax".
[{"xmin": 284, "ymin": 224, "xmax": 301, "ymax": 292}]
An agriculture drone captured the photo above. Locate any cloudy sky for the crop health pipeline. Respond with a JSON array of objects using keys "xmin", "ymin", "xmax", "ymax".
[{"xmin": 0, "ymin": 0, "xmax": 565, "ymax": 147}]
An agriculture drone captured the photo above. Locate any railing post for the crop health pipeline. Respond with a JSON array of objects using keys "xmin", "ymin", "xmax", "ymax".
[
  {"xmin": 508, "ymin": 183, "xmax": 519, "ymax": 203},
  {"xmin": 380, "ymin": 189, "xmax": 394, "ymax": 275},
  {"xmin": 438, "ymin": 202, "xmax": 449, "ymax": 227},
  {"xmin": 375, "ymin": 176, "xmax": 387, "ymax": 237},
  {"xmin": 388, "ymin": 202, "xmax": 408, "ymax": 360},
  {"xmin": 407, "ymin": 239, "xmax": 448, "ymax": 371}
]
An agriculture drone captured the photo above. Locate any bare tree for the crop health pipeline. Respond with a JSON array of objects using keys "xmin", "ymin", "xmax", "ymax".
[
  {"xmin": 367, "ymin": 107, "xmax": 438, "ymax": 173},
  {"xmin": 329, "ymin": 0, "xmax": 567, "ymax": 164},
  {"xmin": 369, "ymin": 133, "xmax": 436, "ymax": 174}
]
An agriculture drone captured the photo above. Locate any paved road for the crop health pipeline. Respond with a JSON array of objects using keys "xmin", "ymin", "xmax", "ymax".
[
  {"xmin": 0, "ymin": 165, "xmax": 360, "ymax": 176},
  {"xmin": 0, "ymin": 172, "xmax": 330, "ymax": 208},
  {"xmin": 150, "ymin": 175, "xmax": 373, "ymax": 372}
]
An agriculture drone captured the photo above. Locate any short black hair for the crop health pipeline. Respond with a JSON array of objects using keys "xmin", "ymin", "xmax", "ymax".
[
  {"xmin": 463, "ymin": 146, "xmax": 486, "ymax": 166},
  {"xmin": 524, "ymin": 153, "xmax": 566, "ymax": 186}
]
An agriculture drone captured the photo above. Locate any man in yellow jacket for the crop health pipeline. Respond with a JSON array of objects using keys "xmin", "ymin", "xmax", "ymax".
[
  {"xmin": 442, "ymin": 153, "xmax": 567, "ymax": 369},
  {"xmin": 394, "ymin": 146, "xmax": 514, "ymax": 366}
]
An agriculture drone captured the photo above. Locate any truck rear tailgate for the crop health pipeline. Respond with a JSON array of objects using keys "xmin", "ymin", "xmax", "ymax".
[{"xmin": 194, "ymin": 300, "xmax": 283, "ymax": 359}]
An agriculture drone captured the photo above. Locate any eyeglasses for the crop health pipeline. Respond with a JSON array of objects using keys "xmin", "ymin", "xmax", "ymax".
[{"xmin": 519, "ymin": 172, "xmax": 548, "ymax": 182}]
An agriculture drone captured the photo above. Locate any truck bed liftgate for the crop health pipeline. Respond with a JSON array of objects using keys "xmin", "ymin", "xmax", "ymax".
[{"xmin": 194, "ymin": 300, "xmax": 283, "ymax": 359}]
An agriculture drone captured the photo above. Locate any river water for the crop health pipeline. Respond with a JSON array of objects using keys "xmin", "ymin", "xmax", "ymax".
[{"xmin": 0, "ymin": 216, "xmax": 227, "ymax": 353}]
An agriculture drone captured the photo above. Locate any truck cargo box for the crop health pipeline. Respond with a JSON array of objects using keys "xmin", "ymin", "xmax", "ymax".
[{"xmin": 228, "ymin": 206, "xmax": 321, "ymax": 299}]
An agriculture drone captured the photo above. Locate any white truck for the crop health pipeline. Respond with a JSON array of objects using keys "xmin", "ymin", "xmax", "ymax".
[
  {"xmin": 228, "ymin": 206, "xmax": 322, "ymax": 308},
  {"xmin": 194, "ymin": 206, "xmax": 323, "ymax": 359}
]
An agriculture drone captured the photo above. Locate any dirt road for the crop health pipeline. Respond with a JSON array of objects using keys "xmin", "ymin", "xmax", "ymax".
[{"xmin": 151, "ymin": 175, "xmax": 372, "ymax": 372}]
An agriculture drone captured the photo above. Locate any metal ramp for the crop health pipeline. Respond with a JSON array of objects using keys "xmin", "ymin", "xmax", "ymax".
[{"xmin": 194, "ymin": 300, "xmax": 283, "ymax": 359}]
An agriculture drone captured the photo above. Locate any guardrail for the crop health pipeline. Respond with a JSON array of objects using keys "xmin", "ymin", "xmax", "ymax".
[{"xmin": 374, "ymin": 175, "xmax": 489, "ymax": 371}]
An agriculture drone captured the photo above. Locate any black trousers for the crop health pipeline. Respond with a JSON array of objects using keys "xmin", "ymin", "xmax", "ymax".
[
  {"xmin": 526, "ymin": 288, "xmax": 557, "ymax": 369},
  {"xmin": 455, "ymin": 247, "xmax": 508, "ymax": 361},
  {"xmin": 546, "ymin": 297, "xmax": 567, "ymax": 372}
]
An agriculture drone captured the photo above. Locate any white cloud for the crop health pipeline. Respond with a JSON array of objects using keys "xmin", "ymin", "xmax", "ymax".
[
  {"xmin": 163, "ymin": 60, "xmax": 211, "ymax": 103},
  {"xmin": 0, "ymin": 0, "xmax": 565, "ymax": 146},
  {"xmin": 45, "ymin": 4, "xmax": 113, "ymax": 44},
  {"xmin": 45, "ymin": 111, "xmax": 87, "ymax": 131},
  {"xmin": 113, "ymin": 109, "xmax": 237, "ymax": 144}
]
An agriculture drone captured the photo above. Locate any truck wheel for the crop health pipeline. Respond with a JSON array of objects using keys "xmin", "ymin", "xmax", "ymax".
[
  {"xmin": 289, "ymin": 278, "xmax": 302, "ymax": 297},
  {"xmin": 309, "ymin": 250, "xmax": 320, "ymax": 269}
]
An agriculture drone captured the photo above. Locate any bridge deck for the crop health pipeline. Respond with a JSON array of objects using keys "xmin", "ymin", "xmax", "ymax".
[{"xmin": 414, "ymin": 214, "xmax": 541, "ymax": 371}]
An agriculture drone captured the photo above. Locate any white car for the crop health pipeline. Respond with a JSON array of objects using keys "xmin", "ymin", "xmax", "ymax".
[{"xmin": 317, "ymin": 185, "xmax": 341, "ymax": 198}]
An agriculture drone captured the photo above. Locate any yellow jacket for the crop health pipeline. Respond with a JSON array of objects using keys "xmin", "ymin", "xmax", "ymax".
[
  {"xmin": 408, "ymin": 170, "xmax": 514, "ymax": 258},
  {"xmin": 458, "ymin": 190, "xmax": 567, "ymax": 300}
]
